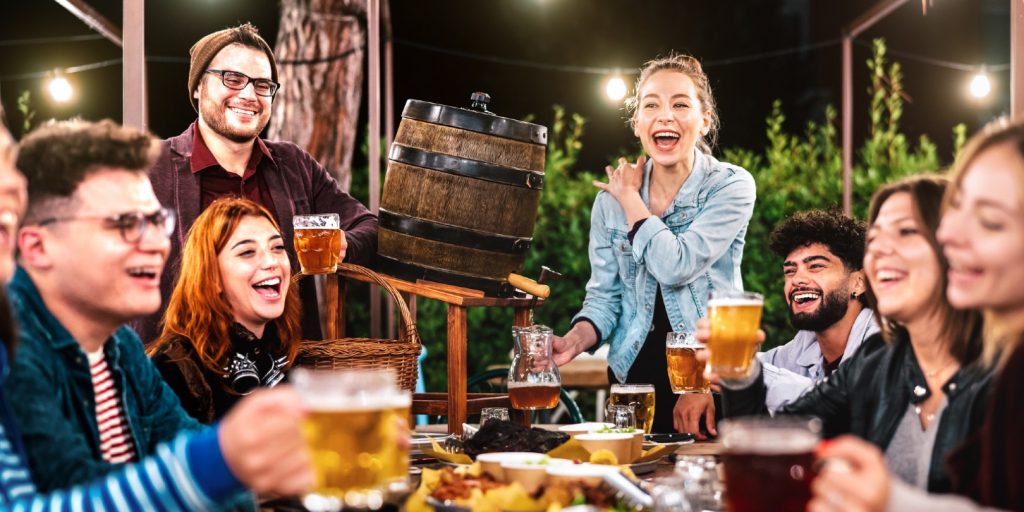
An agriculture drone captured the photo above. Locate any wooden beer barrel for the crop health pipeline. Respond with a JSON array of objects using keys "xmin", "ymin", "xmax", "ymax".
[{"xmin": 379, "ymin": 95, "xmax": 547, "ymax": 297}]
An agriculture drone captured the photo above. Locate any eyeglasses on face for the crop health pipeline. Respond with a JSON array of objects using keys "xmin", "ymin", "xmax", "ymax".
[
  {"xmin": 205, "ymin": 69, "xmax": 280, "ymax": 97},
  {"xmin": 38, "ymin": 207, "xmax": 176, "ymax": 244}
]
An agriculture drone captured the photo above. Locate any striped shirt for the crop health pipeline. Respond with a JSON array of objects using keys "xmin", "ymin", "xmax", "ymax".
[
  {"xmin": 86, "ymin": 351, "xmax": 137, "ymax": 464},
  {"xmin": 0, "ymin": 428, "xmax": 236, "ymax": 511}
]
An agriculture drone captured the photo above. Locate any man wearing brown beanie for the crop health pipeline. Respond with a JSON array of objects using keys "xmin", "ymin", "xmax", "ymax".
[{"xmin": 140, "ymin": 23, "xmax": 377, "ymax": 344}]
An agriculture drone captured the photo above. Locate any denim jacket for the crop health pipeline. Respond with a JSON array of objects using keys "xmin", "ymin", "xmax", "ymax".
[
  {"xmin": 3, "ymin": 266, "xmax": 201, "ymax": 492},
  {"xmin": 574, "ymin": 151, "xmax": 756, "ymax": 381}
]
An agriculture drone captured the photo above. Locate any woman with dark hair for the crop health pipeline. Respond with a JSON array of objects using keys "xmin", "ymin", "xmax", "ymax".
[
  {"xmin": 551, "ymin": 53, "xmax": 756, "ymax": 434},
  {"xmin": 811, "ymin": 119, "xmax": 1024, "ymax": 511},
  {"xmin": 718, "ymin": 175, "xmax": 992, "ymax": 493},
  {"xmin": 148, "ymin": 197, "xmax": 302, "ymax": 423}
]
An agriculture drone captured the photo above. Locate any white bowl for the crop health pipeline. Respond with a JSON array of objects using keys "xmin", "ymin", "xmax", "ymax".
[
  {"xmin": 557, "ymin": 422, "xmax": 615, "ymax": 437},
  {"xmin": 500, "ymin": 458, "xmax": 572, "ymax": 494},
  {"xmin": 575, "ymin": 433, "xmax": 636, "ymax": 464},
  {"xmin": 545, "ymin": 463, "xmax": 620, "ymax": 486},
  {"xmin": 476, "ymin": 452, "xmax": 544, "ymax": 482}
]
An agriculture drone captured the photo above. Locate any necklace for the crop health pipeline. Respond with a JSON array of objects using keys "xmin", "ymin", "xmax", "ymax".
[{"xmin": 922, "ymin": 359, "xmax": 957, "ymax": 379}]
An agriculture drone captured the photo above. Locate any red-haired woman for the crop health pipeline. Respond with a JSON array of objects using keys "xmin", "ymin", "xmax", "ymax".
[{"xmin": 148, "ymin": 197, "xmax": 302, "ymax": 423}]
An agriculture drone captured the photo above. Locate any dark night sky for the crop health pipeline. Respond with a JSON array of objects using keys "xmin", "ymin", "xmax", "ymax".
[{"xmin": 0, "ymin": 0, "xmax": 1011, "ymax": 175}]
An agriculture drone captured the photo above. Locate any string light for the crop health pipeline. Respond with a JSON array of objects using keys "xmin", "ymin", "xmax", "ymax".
[
  {"xmin": 46, "ymin": 70, "xmax": 73, "ymax": 103},
  {"xmin": 968, "ymin": 68, "xmax": 991, "ymax": 99},
  {"xmin": 605, "ymin": 74, "xmax": 627, "ymax": 101}
]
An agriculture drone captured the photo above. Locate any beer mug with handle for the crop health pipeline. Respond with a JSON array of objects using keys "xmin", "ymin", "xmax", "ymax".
[
  {"xmin": 508, "ymin": 325, "xmax": 561, "ymax": 410},
  {"xmin": 291, "ymin": 368, "xmax": 411, "ymax": 511},
  {"xmin": 606, "ymin": 384, "xmax": 655, "ymax": 434}
]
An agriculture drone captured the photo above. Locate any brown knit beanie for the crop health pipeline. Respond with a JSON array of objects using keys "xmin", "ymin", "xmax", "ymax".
[{"xmin": 188, "ymin": 23, "xmax": 279, "ymax": 112}]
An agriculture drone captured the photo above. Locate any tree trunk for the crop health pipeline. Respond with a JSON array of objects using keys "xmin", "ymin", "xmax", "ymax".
[{"xmin": 270, "ymin": 0, "xmax": 366, "ymax": 191}]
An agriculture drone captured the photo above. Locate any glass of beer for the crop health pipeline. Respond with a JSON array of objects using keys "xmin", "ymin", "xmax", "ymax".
[
  {"xmin": 720, "ymin": 416, "xmax": 821, "ymax": 512},
  {"xmin": 706, "ymin": 290, "xmax": 764, "ymax": 380},
  {"xmin": 666, "ymin": 331, "xmax": 709, "ymax": 394},
  {"xmin": 292, "ymin": 368, "xmax": 411, "ymax": 511},
  {"xmin": 508, "ymin": 325, "xmax": 561, "ymax": 410},
  {"xmin": 606, "ymin": 384, "xmax": 655, "ymax": 433},
  {"xmin": 294, "ymin": 213, "xmax": 342, "ymax": 274}
]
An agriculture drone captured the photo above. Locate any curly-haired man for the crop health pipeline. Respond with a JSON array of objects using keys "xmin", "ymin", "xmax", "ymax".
[{"xmin": 676, "ymin": 210, "xmax": 880, "ymax": 437}]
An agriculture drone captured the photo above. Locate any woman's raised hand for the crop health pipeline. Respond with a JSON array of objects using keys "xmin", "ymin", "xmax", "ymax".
[{"xmin": 594, "ymin": 155, "xmax": 646, "ymax": 202}]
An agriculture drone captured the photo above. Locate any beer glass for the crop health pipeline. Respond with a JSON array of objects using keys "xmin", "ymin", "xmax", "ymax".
[
  {"xmin": 606, "ymin": 384, "xmax": 655, "ymax": 434},
  {"xmin": 666, "ymin": 331, "xmax": 709, "ymax": 394},
  {"xmin": 706, "ymin": 290, "xmax": 764, "ymax": 380},
  {"xmin": 720, "ymin": 416, "xmax": 821, "ymax": 512},
  {"xmin": 291, "ymin": 368, "xmax": 411, "ymax": 511},
  {"xmin": 508, "ymin": 325, "xmax": 561, "ymax": 410},
  {"xmin": 294, "ymin": 213, "xmax": 342, "ymax": 274},
  {"xmin": 606, "ymin": 404, "xmax": 637, "ymax": 429}
]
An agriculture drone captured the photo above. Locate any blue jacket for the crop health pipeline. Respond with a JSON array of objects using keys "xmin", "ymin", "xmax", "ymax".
[
  {"xmin": 574, "ymin": 151, "xmax": 756, "ymax": 381},
  {"xmin": 0, "ymin": 340, "xmax": 241, "ymax": 509},
  {"xmin": 4, "ymin": 267, "xmax": 201, "ymax": 492}
]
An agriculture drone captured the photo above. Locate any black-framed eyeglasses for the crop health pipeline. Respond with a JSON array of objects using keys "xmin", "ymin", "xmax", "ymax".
[
  {"xmin": 205, "ymin": 69, "xmax": 280, "ymax": 97},
  {"xmin": 38, "ymin": 207, "xmax": 176, "ymax": 244}
]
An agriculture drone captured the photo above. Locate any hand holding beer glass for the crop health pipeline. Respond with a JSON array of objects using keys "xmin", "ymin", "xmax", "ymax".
[
  {"xmin": 706, "ymin": 290, "xmax": 764, "ymax": 381},
  {"xmin": 508, "ymin": 325, "xmax": 561, "ymax": 410},
  {"xmin": 294, "ymin": 213, "xmax": 344, "ymax": 274},
  {"xmin": 291, "ymin": 368, "xmax": 411, "ymax": 511},
  {"xmin": 666, "ymin": 331, "xmax": 709, "ymax": 394}
]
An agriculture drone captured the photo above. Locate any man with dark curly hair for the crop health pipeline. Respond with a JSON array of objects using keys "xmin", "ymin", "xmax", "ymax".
[{"xmin": 676, "ymin": 209, "xmax": 879, "ymax": 437}]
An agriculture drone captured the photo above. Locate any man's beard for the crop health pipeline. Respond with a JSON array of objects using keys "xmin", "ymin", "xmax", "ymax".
[
  {"xmin": 198, "ymin": 92, "xmax": 269, "ymax": 143},
  {"xmin": 788, "ymin": 285, "xmax": 851, "ymax": 332}
]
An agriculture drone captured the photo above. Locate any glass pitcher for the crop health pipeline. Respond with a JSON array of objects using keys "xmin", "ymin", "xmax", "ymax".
[{"xmin": 508, "ymin": 325, "xmax": 561, "ymax": 410}]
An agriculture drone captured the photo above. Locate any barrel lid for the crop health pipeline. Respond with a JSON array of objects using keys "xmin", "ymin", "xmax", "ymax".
[{"xmin": 402, "ymin": 99, "xmax": 548, "ymax": 146}]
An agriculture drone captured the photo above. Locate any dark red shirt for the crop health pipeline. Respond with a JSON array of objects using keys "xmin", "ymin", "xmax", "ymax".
[{"xmin": 190, "ymin": 123, "xmax": 277, "ymax": 218}]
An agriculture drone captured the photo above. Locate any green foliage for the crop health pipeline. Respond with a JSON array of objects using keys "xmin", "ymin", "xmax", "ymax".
[
  {"xmin": 16, "ymin": 90, "xmax": 35, "ymax": 137},
  {"xmin": 732, "ymin": 39, "xmax": 945, "ymax": 348},
  {"xmin": 345, "ymin": 37, "xmax": 962, "ymax": 394}
]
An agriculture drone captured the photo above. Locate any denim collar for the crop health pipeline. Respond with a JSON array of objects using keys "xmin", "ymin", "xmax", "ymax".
[{"xmin": 639, "ymin": 148, "xmax": 709, "ymax": 217}]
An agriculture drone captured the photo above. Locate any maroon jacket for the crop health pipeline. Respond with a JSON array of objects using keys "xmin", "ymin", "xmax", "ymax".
[{"xmin": 135, "ymin": 124, "xmax": 378, "ymax": 344}]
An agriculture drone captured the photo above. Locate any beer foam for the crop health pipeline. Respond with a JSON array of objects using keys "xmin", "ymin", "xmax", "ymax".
[
  {"xmin": 303, "ymin": 391, "xmax": 410, "ymax": 411},
  {"xmin": 506, "ymin": 381, "xmax": 561, "ymax": 389},
  {"xmin": 708, "ymin": 298, "xmax": 763, "ymax": 307},
  {"xmin": 610, "ymin": 384, "xmax": 655, "ymax": 393},
  {"xmin": 723, "ymin": 427, "xmax": 818, "ymax": 454}
]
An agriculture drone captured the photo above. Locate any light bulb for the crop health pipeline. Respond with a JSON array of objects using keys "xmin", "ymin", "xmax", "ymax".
[
  {"xmin": 605, "ymin": 76, "xmax": 627, "ymax": 101},
  {"xmin": 47, "ymin": 75, "xmax": 74, "ymax": 103},
  {"xmin": 968, "ymin": 72, "xmax": 991, "ymax": 99}
]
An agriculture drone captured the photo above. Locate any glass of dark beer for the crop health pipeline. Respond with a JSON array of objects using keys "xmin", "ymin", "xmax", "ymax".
[{"xmin": 720, "ymin": 416, "xmax": 821, "ymax": 512}]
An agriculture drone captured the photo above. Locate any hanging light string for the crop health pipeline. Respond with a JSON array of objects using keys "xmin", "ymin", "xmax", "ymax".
[{"xmin": 0, "ymin": 35, "xmax": 1010, "ymax": 83}]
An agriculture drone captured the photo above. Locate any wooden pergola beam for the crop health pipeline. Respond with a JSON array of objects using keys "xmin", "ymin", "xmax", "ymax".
[
  {"xmin": 1013, "ymin": 0, "xmax": 1023, "ymax": 116},
  {"xmin": 54, "ymin": 0, "xmax": 123, "ymax": 47}
]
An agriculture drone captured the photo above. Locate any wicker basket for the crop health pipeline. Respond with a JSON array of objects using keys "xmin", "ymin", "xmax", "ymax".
[{"xmin": 293, "ymin": 263, "xmax": 421, "ymax": 392}]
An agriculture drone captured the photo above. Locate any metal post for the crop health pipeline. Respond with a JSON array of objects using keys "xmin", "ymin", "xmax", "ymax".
[
  {"xmin": 842, "ymin": 35, "xmax": 853, "ymax": 216},
  {"xmin": 839, "ymin": 0, "xmax": 910, "ymax": 216},
  {"xmin": 122, "ymin": 0, "xmax": 145, "ymax": 129},
  {"xmin": 1013, "ymin": 0, "xmax": 1024, "ymax": 116},
  {"xmin": 368, "ymin": 0, "xmax": 382, "ymax": 338}
]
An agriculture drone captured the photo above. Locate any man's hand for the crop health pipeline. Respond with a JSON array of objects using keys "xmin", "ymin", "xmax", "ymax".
[
  {"xmin": 673, "ymin": 393, "xmax": 716, "ymax": 440},
  {"xmin": 552, "ymin": 322, "xmax": 599, "ymax": 366},
  {"xmin": 219, "ymin": 386, "xmax": 313, "ymax": 496},
  {"xmin": 809, "ymin": 436, "xmax": 890, "ymax": 512},
  {"xmin": 338, "ymin": 229, "xmax": 349, "ymax": 262}
]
